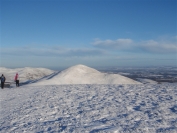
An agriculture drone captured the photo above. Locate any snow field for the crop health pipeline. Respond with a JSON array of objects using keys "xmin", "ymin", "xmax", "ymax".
[{"xmin": 0, "ymin": 84, "xmax": 177, "ymax": 133}]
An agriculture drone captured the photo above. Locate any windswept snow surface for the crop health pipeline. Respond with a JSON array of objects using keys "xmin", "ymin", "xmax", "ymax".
[
  {"xmin": 32, "ymin": 65, "xmax": 140, "ymax": 85},
  {"xmin": 1, "ymin": 84, "xmax": 177, "ymax": 133}
]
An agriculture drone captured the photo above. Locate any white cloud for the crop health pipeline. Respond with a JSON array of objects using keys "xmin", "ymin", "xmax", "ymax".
[
  {"xmin": 92, "ymin": 38, "xmax": 133, "ymax": 48},
  {"xmin": 92, "ymin": 38, "xmax": 177, "ymax": 54},
  {"xmin": 1, "ymin": 37, "xmax": 176, "ymax": 59},
  {"xmin": 1, "ymin": 46, "xmax": 106, "ymax": 57},
  {"xmin": 141, "ymin": 40, "xmax": 177, "ymax": 53}
]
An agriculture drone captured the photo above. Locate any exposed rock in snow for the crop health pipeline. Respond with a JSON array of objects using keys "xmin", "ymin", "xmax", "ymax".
[
  {"xmin": 32, "ymin": 64, "xmax": 140, "ymax": 85},
  {"xmin": 136, "ymin": 78, "xmax": 158, "ymax": 84}
]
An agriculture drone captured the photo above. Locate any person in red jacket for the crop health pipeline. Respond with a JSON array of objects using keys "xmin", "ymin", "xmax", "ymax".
[{"xmin": 14, "ymin": 73, "xmax": 19, "ymax": 87}]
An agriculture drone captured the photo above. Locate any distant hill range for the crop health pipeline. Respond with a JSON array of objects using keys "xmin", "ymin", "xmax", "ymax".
[
  {"xmin": 0, "ymin": 65, "xmax": 141, "ymax": 85},
  {"xmin": 0, "ymin": 67, "xmax": 54, "ymax": 83}
]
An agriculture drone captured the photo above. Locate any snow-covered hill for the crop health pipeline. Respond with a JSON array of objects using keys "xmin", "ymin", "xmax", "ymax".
[
  {"xmin": 0, "ymin": 67, "xmax": 54, "ymax": 82},
  {"xmin": 0, "ymin": 84, "xmax": 177, "ymax": 132},
  {"xmin": 32, "ymin": 64, "xmax": 140, "ymax": 85}
]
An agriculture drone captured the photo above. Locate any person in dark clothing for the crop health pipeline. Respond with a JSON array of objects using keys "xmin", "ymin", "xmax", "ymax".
[{"xmin": 0, "ymin": 74, "xmax": 6, "ymax": 89}]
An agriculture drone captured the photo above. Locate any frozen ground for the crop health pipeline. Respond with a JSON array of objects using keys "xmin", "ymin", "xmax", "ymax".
[{"xmin": 0, "ymin": 84, "xmax": 177, "ymax": 133}]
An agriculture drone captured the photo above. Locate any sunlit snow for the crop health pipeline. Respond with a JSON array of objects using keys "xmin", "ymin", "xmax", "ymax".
[
  {"xmin": 30, "ymin": 65, "xmax": 141, "ymax": 85},
  {"xmin": 0, "ymin": 65, "xmax": 177, "ymax": 133}
]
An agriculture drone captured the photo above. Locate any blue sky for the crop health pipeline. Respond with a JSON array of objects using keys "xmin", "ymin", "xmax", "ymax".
[{"xmin": 0, "ymin": 0, "xmax": 177, "ymax": 69}]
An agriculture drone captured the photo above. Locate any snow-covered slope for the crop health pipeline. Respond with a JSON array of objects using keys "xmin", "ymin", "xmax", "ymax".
[
  {"xmin": 0, "ymin": 84, "xmax": 177, "ymax": 132},
  {"xmin": 0, "ymin": 67, "xmax": 54, "ymax": 82},
  {"xmin": 33, "ymin": 64, "xmax": 140, "ymax": 85}
]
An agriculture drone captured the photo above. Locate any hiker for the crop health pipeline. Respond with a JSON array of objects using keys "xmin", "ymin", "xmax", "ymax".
[
  {"xmin": 14, "ymin": 73, "xmax": 19, "ymax": 87},
  {"xmin": 0, "ymin": 74, "xmax": 6, "ymax": 89}
]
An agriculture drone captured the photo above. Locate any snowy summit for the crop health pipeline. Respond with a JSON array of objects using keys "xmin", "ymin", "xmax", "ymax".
[{"xmin": 32, "ymin": 64, "xmax": 140, "ymax": 85}]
